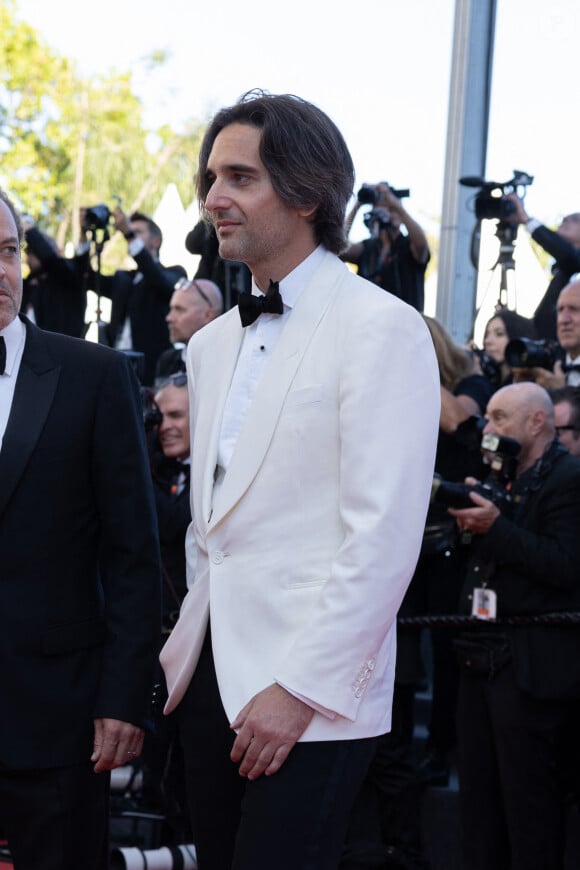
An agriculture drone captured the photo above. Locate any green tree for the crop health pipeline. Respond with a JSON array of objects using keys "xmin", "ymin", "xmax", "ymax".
[{"xmin": 1, "ymin": 0, "xmax": 205, "ymax": 271}]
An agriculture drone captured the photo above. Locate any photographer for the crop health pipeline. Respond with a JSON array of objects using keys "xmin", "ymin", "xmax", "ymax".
[
  {"xmin": 550, "ymin": 385, "xmax": 580, "ymax": 458},
  {"xmin": 21, "ymin": 217, "xmax": 86, "ymax": 337},
  {"xmin": 480, "ymin": 307, "xmax": 537, "ymax": 387},
  {"xmin": 342, "ymin": 182, "xmax": 430, "ymax": 311},
  {"xmin": 77, "ymin": 204, "xmax": 187, "ymax": 385},
  {"xmin": 508, "ymin": 279, "xmax": 580, "ymax": 390},
  {"xmin": 447, "ymin": 382, "xmax": 580, "ymax": 870},
  {"xmin": 507, "ymin": 192, "xmax": 580, "ymax": 341}
]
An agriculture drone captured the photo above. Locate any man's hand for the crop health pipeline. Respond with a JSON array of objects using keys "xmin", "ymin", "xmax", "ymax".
[
  {"xmin": 91, "ymin": 717, "xmax": 145, "ymax": 773},
  {"xmin": 448, "ymin": 489, "xmax": 500, "ymax": 534},
  {"xmin": 376, "ymin": 183, "xmax": 403, "ymax": 215},
  {"xmin": 113, "ymin": 206, "xmax": 132, "ymax": 238},
  {"xmin": 230, "ymin": 684, "xmax": 314, "ymax": 780},
  {"xmin": 532, "ymin": 361, "xmax": 566, "ymax": 390},
  {"xmin": 505, "ymin": 192, "xmax": 528, "ymax": 224},
  {"xmin": 512, "ymin": 361, "xmax": 566, "ymax": 389}
]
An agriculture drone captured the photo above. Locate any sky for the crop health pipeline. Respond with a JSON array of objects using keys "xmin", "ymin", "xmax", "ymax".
[{"xmin": 11, "ymin": 0, "xmax": 580, "ymax": 323}]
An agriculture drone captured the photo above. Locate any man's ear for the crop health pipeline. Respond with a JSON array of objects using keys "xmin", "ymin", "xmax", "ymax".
[{"xmin": 531, "ymin": 409, "xmax": 546, "ymax": 435}]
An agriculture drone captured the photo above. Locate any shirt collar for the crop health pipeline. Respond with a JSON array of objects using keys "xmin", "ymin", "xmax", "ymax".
[
  {"xmin": 0, "ymin": 316, "xmax": 26, "ymax": 376},
  {"xmin": 251, "ymin": 245, "xmax": 326, "ymax": 311}
]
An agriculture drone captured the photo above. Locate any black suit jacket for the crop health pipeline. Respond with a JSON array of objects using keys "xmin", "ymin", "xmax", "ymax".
[
  {"xmin": 22, "ymin": 227, "xmax": 87, "ymax": 338},
  {"xmin": 531, "ymin": 224, "xmax": 580, "ymax": 341},
  {"xmin": 461, "ymin": 444, "xmax": 580, "ymax": 700},
  {"xmin": 81, "ymin": 247, "xmax": 186, "ymax": 386},
  {"xmin": 0, "ymin": 318, "xmax": 161, "ymax": 769}
]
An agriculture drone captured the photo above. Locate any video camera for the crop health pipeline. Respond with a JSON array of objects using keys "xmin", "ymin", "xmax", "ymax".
[
  {"xmin": 431, "ymin": 431, "xmax": 521, "ymax": 518},
  {"xmin": 357, "ymin": 182, "xmax": 410, "ymax": 206},
  {"xmin": 459, "ymin": 170, "xmax": 534, "ymax": 221},
  {"xmin": 504, "ymin": 337, "xmax": 562, "ymax": 371}
]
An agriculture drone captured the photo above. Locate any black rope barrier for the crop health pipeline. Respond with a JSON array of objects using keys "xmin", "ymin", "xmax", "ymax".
[{"xmin": 398, "ymin": 612, "xmax": 580, "ymax": 628}]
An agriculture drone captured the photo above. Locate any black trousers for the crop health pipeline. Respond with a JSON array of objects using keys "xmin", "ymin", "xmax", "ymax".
[
  {"xmin": 175, "ymin": 630, "xmax": 378, "ymax": 870},
  {"xmin": 0, "ymin": 762, "xmax": 110, "ymax": 870},
  {"xmin": 456, "ymin": 659, "xmax": 570, "ymax": 870}
]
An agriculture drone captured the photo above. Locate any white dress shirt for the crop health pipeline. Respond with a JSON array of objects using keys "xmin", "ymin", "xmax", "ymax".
[
  {"xmin": 217, "ymin": 245, "xmax": 325, "ymax": 472},
  {"xmin": 0, "ymin": 317, "xmax": 26, "ymax": 452},
  {"xmin": 565, "ymin": 353, "xmax": 580, "ymax": 387},
  {"xmin": 215, "ymin": 245, "xmax": 335, "ymax": 718}
]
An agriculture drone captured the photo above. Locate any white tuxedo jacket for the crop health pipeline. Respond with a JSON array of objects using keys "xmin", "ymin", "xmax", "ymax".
[{"xmin": 160, "ymin": 249, "xmax": 440, "ymax": 741}]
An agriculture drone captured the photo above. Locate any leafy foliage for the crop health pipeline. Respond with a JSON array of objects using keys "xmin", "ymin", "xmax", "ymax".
[{"xmin": 0, "ymin": 0, "xmax": 205, "ymax": 268}]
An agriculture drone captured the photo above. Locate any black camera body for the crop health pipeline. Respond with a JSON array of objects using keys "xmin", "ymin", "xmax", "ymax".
[
  {"xmin": 363, "ymin": 207, "xmax": 392, "ymax": 232},
  {"xmin": 504, "ymin": 337, "xmax": 561, "ymax": 370},
  {"xmin": 357, "ymin": 182, "xmax": 410, "ymax": 206},
  {"xmin": 459, "ymin": 170, "xmax": 534, "ymax": 222},
  {"xmin": 472, "ymin": 347, "xmax": 501, "ymax": 386},
  {"xmin": 141, "ymin": 387, "xmax": 162, "ymax": 431},
  {"xmin": 83, "ymin": 204, "xmax": 112, "ymax": 232},
  {"xmin": 431, "ymin": 431, "xmax": 521, "ymax": 518}
]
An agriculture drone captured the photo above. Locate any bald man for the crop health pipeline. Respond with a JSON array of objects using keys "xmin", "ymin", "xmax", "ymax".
[
  {"xmin": 448, "ymin": 382, "xmax": 580, "ymax": 870},
  {"xmin": 155, "ymin": 279, "xmax": 223, "ymax": 383}
]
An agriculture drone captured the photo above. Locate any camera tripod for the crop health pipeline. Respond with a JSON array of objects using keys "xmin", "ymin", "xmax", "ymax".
[
  {"xmin": 492, "ymin": 220, "xmax": 519, "ymax": 308},
  {"xmin": 83, "ymin": 223, "xmax": 111, "ymax": 345},
  {"xmin": 470, "ymin": 217, "xmax": 520, "ymax": 313}
]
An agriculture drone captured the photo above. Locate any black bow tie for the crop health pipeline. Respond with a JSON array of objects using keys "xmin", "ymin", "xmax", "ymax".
[
  {"xmin": 238, "ymin": 280, "xmax": 283, "ymax": 327},
  {"xmin": 564, "ymin": 363, "xmax": 580, "ymax": 375},
  {"xmin": 0, "ymin": 336, "xmax": 6, "ymax": 375}
]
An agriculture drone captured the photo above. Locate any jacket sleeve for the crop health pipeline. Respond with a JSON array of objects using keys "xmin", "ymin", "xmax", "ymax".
[{"xmin": 91, "ymin": 352, "xmax": 162, "ymax": 726}]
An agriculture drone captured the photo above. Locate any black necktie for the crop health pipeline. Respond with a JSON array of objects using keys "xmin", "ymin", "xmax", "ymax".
[
  {"xmin": 238, "ymin": 280, "xmax": 283, "ymax": 327},
  {"xmin": 0, "ymin": 336, "xmax": 6, "ymax": 375}
]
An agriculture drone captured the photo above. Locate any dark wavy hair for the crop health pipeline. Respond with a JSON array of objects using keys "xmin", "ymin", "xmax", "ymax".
[
  {"xmin": 485, "ymin": 307, "xmax": 537, "ymax": 344},
  {"xmin": 195, "ymin": 90, "xmax": 355, "ymax": 255}
]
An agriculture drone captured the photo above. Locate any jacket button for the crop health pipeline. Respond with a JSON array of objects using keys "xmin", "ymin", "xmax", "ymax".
[{"xmin": 211, "ymin": 551, "xmax": 224, "ymax": 565}]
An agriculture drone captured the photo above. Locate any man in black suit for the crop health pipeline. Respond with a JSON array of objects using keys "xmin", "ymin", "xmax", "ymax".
[
  {"xmin": 78, "ymin": 205, "xmax": 187, "ymax": 385},
  {"xmin": 0, "ymin": 188, "xmax": 161, "ymax": 870},
  {"xmin": 507, "ymin": 193, "xmax": 580, "ymax": 341},
  {"xmin": 449, "ymin": 382, "xmax": 580, "ymax": 870},
  {"xmin": 21, "ymin": 218, "xmax": 87, "ymax": 337}
]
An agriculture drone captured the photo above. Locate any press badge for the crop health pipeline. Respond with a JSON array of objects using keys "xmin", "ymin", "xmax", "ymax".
[{"xmin": 472, "ymin": 587, "xmax": 497, "ymax": 620}]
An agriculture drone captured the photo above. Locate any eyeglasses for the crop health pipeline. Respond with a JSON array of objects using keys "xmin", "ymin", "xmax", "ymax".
[
  {"xmin": 556, "ymin": 425, "xmax": 580, "ymax": 436},
  {"xmin": 174, "ymin": 277, "xmax": 211, "ymax": 307},
  {"xmin": 191, "ymin": 280, "xmax": 211, "ymax": 306},
  {"xmin": 156, "ymin": 372, "xmax": 187, "ymax": 390}
]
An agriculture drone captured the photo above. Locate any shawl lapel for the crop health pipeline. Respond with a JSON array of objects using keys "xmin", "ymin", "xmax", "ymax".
[{"xmin": 208, "ymin": 255, "xmax": 341, "ymax": 531}]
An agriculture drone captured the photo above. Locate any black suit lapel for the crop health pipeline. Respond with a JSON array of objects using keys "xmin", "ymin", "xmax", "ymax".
[{"xmin": 0, "ymin": 320, "xmax": 61, "ymax": 518}]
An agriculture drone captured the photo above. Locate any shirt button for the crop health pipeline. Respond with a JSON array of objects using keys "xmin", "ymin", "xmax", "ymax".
[{"xmin": 211, "ymin": 551, "xmax": 224, "ymax": 565}]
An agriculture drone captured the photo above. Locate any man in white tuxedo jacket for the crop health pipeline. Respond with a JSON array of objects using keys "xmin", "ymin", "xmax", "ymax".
[{"xmin": 160, "ymin": 90, "xmax": 440, "ymax": 870}]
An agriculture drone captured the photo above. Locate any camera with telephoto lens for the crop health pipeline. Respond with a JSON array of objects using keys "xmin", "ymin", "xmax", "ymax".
[
  {"xmin": 459, "ymin": 170, "xmax": 534, "ymax": 221},
  {"xmin": 430, "ymin": 431, "xmax": 521, "ymax": 518},
  {"xmin": 357, "ymin": 182, "xmax": 410, "ymax": 206},
  {"xmin": 83, "ymin": 203, "xmax": 112, "ymax": 231},
  {"xmin": 504, "ymin": 337, "xmax": 560, "ymax": 371}
]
